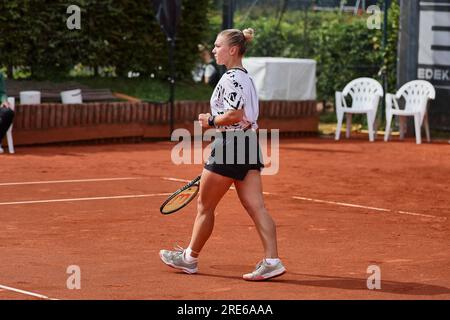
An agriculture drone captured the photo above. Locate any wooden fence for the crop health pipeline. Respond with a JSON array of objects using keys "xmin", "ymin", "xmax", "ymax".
[{"xmin": 7, "ymin": 100, "xmax": 318, "ymax": 146}]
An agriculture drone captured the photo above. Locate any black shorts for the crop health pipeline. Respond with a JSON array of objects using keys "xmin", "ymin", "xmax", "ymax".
[
  {"xmin": 204, "ymin": 130, "xmax": 264, "ymax": 181},
  {"xmin": 0, "ymin": 107, "xmax": 15, "ymax": 140}
]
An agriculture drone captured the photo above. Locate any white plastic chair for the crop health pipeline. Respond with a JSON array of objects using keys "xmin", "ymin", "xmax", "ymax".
[
  {"xmin": 0, "ymin": 97, "xmax": 15, "ymax": 154},
  {"xmin": 335, "ymin": 77, "xmax": 383, "ymax": 142},
  {"xmin": 384, "ymin": 80, "xmax": 435, "ymax": 145}
]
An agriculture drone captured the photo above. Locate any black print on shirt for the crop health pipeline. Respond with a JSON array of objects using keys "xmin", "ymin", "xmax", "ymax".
[
  {"xmin": 226, "ymin": 70, "xmax": 244, "ymax": 90},
  {"xmin": 232, "ymin": 80, "xmax": 243, "ymax": 90},
  {"xmin": 224, "ymin": 92, "xmax": 243, "ymax": 110},
  {"xmin": 214, "ymin": 84, "xmax": 225, "ymax": 100}
]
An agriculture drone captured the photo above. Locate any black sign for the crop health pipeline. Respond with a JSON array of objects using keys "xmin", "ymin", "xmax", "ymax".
[{"xmin": 152, "ymin": 0, "xmax": 181, "ymax": 40}]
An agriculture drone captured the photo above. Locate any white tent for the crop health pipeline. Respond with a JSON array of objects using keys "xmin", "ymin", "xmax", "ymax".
[{"xmin": 243, "ymin": 57, "xmax": 316, "ymax": 101}]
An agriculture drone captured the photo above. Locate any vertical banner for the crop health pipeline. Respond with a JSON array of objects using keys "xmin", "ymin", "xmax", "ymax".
[
  {"xmin": 152, "ymin": 0, "xmax": 182, "ymax": 134},
  {"xmin": 417, "ymin": 0, "xmax": 450, "ymax": 130},
  {"xmin": 152, "ymin": 0, "xmax": 181, "ymax": 40}
]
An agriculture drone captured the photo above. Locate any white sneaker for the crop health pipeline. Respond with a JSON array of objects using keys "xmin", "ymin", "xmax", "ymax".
[
  {"xmin": 159, "ymin": 246, "xmax": 198, "ymax": 274},
  {"xmin": 243, "ymin": 259, "xmax": 286, "ymax": 281}
]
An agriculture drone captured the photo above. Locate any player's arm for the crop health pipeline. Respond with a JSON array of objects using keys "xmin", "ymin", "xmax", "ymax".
[
  {"xmin": 199, "ymin": 76, "xmax": 245, "ymax": 127},
  {"xmin": 198, "ymin": 109, "xmax": 244, "ymax": 128}
]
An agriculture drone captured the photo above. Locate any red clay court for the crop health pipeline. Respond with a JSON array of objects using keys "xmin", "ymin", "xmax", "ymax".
[{"xmin": 0, "ymin": 136, "xmax": 449, "ymax": 300}]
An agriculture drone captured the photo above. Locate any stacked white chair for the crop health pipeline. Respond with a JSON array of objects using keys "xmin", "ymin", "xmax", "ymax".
[
  {"xmin": 384, "ymin": 80, "xmax": 435, "ymax": 145},
  {"xmin": 335, "ymin": 77, "xmax": 383, "ymax": 142}
]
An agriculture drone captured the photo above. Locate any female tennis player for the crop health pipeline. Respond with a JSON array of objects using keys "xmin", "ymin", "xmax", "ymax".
[{"xmin": 160, "ymin": 28, "xmax": 286, "ymax": 281}]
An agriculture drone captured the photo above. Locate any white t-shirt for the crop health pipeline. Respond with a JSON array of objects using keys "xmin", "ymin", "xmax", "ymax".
[
  {"xmin": 204, "ymin": 64, "xmax": 216, "ymax": 79},
  {"xmin": 210, "ymin": 68, "xmax": 259, "ymax": 130}
]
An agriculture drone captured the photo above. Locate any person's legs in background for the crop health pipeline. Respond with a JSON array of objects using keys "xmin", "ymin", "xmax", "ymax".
[{"xmin": 0, "ymin": 107, "xmax": 15, "ymax": 152}]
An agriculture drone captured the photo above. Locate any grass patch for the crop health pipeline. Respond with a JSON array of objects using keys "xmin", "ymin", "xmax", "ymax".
[
  {"xmin": 319, "ymin": 111, "xmax": 337, "ymax": 123},
  {"xmin": 76, "ymin": 77, "xmax": 213, "ymax": 102}
]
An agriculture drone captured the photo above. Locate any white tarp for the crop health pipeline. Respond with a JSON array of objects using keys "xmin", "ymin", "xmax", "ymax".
[{"xmin": 243, "ymin": 57, "xmax": 316, "ymax": 101}]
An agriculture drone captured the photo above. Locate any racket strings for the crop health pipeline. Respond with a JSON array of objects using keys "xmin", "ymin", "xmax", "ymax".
[
  {"xmin": 160, "ymin": 175, "xmax": 201, "ymax": 214},
  {"xmin": 160, "ymin": 185, "xmax": 199, "ymax": 214}
]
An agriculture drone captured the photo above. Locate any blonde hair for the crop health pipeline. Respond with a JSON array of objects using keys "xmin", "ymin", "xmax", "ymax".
[{"xmin": 219, "ymin": 28, "xmax": 255, "ymax": 55}]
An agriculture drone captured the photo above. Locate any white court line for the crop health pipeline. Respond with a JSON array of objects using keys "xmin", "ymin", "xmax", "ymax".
[
  {"xmin": 0, "ymin": 284, "xmax": 58, "ymax": 300},
  {"xmin": 163, "ymin": 177, "xmax": 442, "ymax": 220},
  {"xmin": 0, "ymin": 177, "xmax": 141, "ymax": 187},
  {"xmin": 293, "ymin": 196, "xmax": 391, "ymax": 212},
  {"xmin": 292, "ymin": 196, "xmax": 443, "ymax": 220},
  {"xmin": 397, "ymin": 210, "xmax": 443, "ymax": 219},
  {"xmin": 0, "ymin": 193, "xmax": 171, "ymax": 206},
  {"xmin": 162, "ymin": 177, "xmax": 191, "ymax": 183}
]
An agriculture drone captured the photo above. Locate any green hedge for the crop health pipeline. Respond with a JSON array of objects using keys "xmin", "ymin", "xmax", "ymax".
[
  {"xmin": 0, "ymin": 0, "xmax": 209, "ymax": 80},
  {"xmin": 1, "ymin": 0, "xmax": 400, "ymax": 106}
]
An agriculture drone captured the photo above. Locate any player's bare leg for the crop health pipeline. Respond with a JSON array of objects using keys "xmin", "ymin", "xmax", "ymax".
[
  {"xmin": 234, "ymin": 170, "xmax": 278, "ymax": 258},
  {"xmin": 160, "ymin": 169, "xmax": 233, "ymax": 273},
  {"xmin": 234, "ymin": 170, "xmax": 285, "ymax": 280},
  {"xmin": 188, "ymin": 168, "xmax": 234, "ymax": 256}
]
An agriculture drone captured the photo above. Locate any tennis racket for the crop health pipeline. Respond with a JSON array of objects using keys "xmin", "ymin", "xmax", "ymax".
[{"xmin": 160, "ymin": 175, "xmax": 201, "ymax": 215}]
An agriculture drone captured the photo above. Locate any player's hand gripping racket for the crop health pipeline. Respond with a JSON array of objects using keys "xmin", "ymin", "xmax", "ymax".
[{"xmin": 160, "ymin": 175, "xmax": 201, "ymax": 215}]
